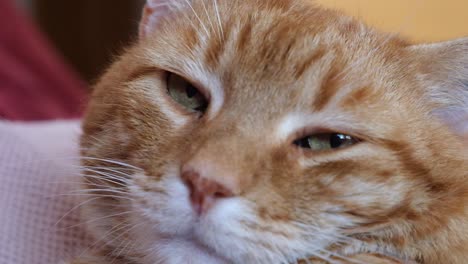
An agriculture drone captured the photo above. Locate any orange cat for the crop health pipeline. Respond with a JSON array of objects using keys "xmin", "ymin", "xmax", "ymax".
[{"xmin": 72, "ymin": 0, "xmax": 468, "ymax": 263}]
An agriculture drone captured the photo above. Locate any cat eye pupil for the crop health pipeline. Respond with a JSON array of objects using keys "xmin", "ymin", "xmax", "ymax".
[
  {"xmin": 294, "ymin": 133, "xmax": 358, "ymax": 152},
  {"xmin": 166, "ymin": 73, "xmax": 208, "ymax": 113},
  {"xmin": 294, "ymin": 138, "xmax": 310, "ymax": 148},
  {"xmin": 186, "ymin": 85, "xmax": 198, "ymax": 98},
  {"xmin": 330, "ymin": 133, "xmax": 348, "ymax": 148}
]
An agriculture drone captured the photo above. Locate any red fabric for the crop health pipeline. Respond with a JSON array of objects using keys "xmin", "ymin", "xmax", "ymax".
[{"xmin": 0, "ymin": 0, "xmax": 87, "ymax": 121}]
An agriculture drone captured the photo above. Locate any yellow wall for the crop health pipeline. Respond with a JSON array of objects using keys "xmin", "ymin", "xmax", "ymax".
[{"xmin": 316, "ymin": 0, "xmax": 468, "ymax": 42}]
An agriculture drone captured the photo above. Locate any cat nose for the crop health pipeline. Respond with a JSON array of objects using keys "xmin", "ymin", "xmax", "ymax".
[{"xmin": 181, "ymin": 169, "xmax": 234, "ymax": 215}]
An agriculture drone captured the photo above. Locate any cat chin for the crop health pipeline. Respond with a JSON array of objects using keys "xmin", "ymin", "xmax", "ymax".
[
  {"xmin": 128, "ymin": 213, "xmax": 234, "ymax": 264},
  {"xmin": 144, "ymin": 238, "xmax": 230, "ymax": 264}
]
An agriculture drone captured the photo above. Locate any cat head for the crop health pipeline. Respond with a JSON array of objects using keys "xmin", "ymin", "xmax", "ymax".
[{"xmin": 80, "ymin": 0, "xmax": 468, "ymax": 263}]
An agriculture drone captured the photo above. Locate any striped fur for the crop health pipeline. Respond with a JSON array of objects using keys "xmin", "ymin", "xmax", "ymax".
[{"xmin": 74, "ymin": 0, "xmax": 468, "ymax": 263}]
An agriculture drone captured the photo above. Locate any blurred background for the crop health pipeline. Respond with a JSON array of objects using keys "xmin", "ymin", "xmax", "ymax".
[
  {"xmin": 2, "ymin": 0, "xmax": 468, "ymax": 120},
  {"xmin": 318, "ymin": 0, "xmax": 468, "ymax": 42},
  {"xmin": 13, "ymin": 0, "xmax": 468, "ymax": 84},
  {"xmin": 16, "ymin": 0, "xmax": 145, "ymax": 83}
]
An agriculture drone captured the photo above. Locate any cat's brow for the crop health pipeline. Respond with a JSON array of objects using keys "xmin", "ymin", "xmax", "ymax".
[
  {"xmin": 126, "ymin": 66, "xmax": 162, "ymax": 81},
  {"xmin": 275, "ymin": 112, "xmax": 339, "ymax": 141},
  {"xmin": 312, "ymin": 69, "xmax": 342, "ymax": 112}
]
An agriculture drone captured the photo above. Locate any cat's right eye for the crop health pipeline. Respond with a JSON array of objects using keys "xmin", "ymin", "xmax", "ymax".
[
  {"xmin": 166, "ymin": 73, "xmax": 208, "ymax": 113},
  {"xmin": 294, "ymin": 133, "xmax": 359, "ymax": 152}
]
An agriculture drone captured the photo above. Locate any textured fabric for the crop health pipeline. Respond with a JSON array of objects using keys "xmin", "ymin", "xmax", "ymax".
[
  {"xmin": 0, "ymin": 0, "xmax": 87, "ymax": 121},
  {"xmin": 0, "ymin": 120, "xmax": 92, "ymax": 264}
]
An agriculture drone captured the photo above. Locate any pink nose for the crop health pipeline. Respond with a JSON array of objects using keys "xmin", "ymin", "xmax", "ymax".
[{"xmin": 181, "ymin": 170, "xmax": 234, "ymax": 215}]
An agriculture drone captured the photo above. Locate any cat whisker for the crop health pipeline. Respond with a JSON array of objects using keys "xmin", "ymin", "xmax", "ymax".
[
  {"xmin": 49, "ymin": 180, "xmax": 127, "ymax": 191},
  {"xmin": 50, "ymin": 192, "xmax": 135, "ymax": 200},
  {"xmin": 108, "ymin": 237, "xmax": 132, "ymax": 263},
  {"xmin": 199, "ymin": 0, "xmax": 217, "ymax": 40},
  {"xmin": 78, "ymin": 164, "xmax": 135, "ymax": 176},
  {"xmin": 109, "ymin": 226, "xmax": 142, "ymax": 263},
  {"xmin": 111, "ymin": 241, "xmax": 134, "ymax": 264},
  {"xmin": 183, "ymin": 0, "xmax": 210, "ymax": 37},
  {"xmin": 53, "ymin": 196, "xmax": 107, "ymax": 227},
  {"xmin": 320, "ymin": 249, "xmax": 364, "ymax": 264},
  {"xmin": 122, "ymin": 242, "xmax": 139, "ymax": 263},
  {"xmin": 212, "ymin": 0, "xmax": 224, "ymax": 40},
  {"xmin": 285, "ymin": 223, "xmax": 367, "ymax": 263},
  {"xmin": 59, "ymin": 210, "xmax": 135, "ymax": 230},
  {"xmin": 40, "ymin": 156, "xmax": 143, "ymax": 181},
  {"xmin": 104, "ymin": 222, "xmax": 146, "ymax": 261},
  {"xmin": 293, "ymin": 244, "xmax": 340, "ymax": 264},
  {"xmin": 308, "ymin": 235, "xmax": 370, "ymax": 264},
  {"xmin": 238, "ymin": 219, "xmax": 352, "ymax": 263},
  {"xmin": 80, "ymin": 168, "xmax": 131, "ymax": 183},
  {"xmin": 292, "ymin": 221, "xmax": 349, "ymax": 237},
  {"xmin": 80, "ymin": 156, "xmax": 142, "ymax": 170},
  {"xmin": 67, "ymin": 188, "xmax": 130, "ymax": 196},
  {"xmin": 81, "ymin": 165, "xmax": 135, "ymax": 175},
  {"xmin": 75, "ymin": 175, "xmax": 129, "ymax": 189},
  {"xmin": 77, "ymin": 220, "xmax": 134, "ymax": 259},
  {"xmin": 76, "ymin": 171, "xmax": 131, "ymax": 187}
]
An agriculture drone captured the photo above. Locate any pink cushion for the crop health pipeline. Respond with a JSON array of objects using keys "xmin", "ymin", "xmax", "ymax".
[{"xmin": 0, "ymin": 120, "xmax": 92, "ymax": 263}]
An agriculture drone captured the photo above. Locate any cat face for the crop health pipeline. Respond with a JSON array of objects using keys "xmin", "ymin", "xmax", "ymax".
[{"xmin": 80, "ymin": 0, "xmax": 468, "ymax": 263}]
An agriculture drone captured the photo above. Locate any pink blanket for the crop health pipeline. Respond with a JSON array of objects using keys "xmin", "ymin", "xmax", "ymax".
[{"xmin": 0, "ymin": 120, "xmax": 92, "ymax": 263}]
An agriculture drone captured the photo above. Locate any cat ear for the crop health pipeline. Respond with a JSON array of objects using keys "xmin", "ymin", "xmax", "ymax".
[
  {"xmin": 410, "ymin": 37, "xmax": 468, "ymax": 138},
  {"xmin": 139, "ymin": 0, "xmax": 187, "ymax": 39}
]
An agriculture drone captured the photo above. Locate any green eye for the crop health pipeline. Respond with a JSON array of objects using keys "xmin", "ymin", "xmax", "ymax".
[
  {"xmin": 167, "ymin": 73, "xmax": 208, "ymax": 112},
  {"xmin": 294, "ymin": 133, "xmax": 359, "ymax": 151}
]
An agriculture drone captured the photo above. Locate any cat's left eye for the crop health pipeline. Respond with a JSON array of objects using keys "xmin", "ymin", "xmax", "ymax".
[
  {"xmin": 167, "ymin": 73, "xmax": 208, "ymax": 112},
  {"xmin": 294, "ymin": 133, "xmax": 359, "ymax": 152}
]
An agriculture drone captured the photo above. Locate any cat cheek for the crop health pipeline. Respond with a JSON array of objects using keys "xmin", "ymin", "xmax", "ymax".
[{"xmin": 335, "ymin": 177, "xmax": 407, "ymax": 216}]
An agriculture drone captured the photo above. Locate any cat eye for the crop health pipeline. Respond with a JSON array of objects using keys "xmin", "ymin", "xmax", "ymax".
[
  {"xmin": 167, "ymin": 73, "xmax": 208, "ymax": 112},
  {"xmin": 294, "ymin": 133, "xmax": 359, "ymax": 152}
]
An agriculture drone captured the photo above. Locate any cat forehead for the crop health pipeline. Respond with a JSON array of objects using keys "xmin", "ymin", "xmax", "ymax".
[
  {"xmin": 143, "ymin": 0, "xmax": 407, "ymax": 82},
  {"xmin": 138, "ymin": 0, "xmax": 410, "ymax": 127}
]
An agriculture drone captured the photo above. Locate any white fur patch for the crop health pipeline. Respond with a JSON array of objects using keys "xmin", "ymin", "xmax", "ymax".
[
  {"xmin": 275, "ymin": 112, "xmax": 354, "ymax": 142},
  {"xmin": 154, "ymin": 93, "xmax": 192, "ymax": 127},
  {"xmin": 131, "ymin": 78, "xmax": 191, "ymax": 128},
  {"xmin": 276, "ymin": 113, "xmax": 309, "ymax": 141},
  {"xmin": 148, "ymin": 238, "xmax": 229, "ymax": 264}
]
